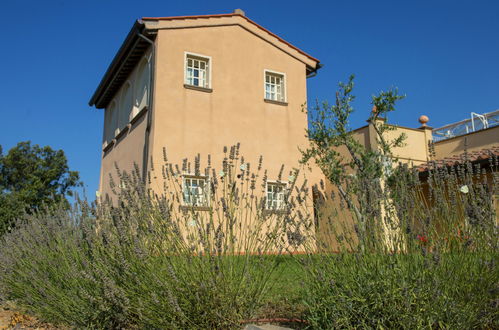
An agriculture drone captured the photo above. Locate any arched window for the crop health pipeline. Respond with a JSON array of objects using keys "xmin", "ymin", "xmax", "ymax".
[
  {"xmin": 120, "ymin": 81, "xmax": 133, "ymax": 129},
  {"xmin": 134, "ymin": 59, "xmax": 149, "ymax": 118},
  {"xmin": 106, "ymin": 100, "xmax": 118, "ymax": 142}
]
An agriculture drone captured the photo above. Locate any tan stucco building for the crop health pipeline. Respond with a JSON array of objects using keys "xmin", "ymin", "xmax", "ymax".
[{"xmin": 89, "ymin": 10, "xmax": 322, "ymax": 237}]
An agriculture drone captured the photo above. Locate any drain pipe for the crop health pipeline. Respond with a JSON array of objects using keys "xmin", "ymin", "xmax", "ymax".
[{"xmin": 137, "ymin": 27, "xmax": 156, "ymax": 183}]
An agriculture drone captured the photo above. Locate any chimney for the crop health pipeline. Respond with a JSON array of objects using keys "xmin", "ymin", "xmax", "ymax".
[{"xmin": 234, "ymin": 8, "xmax": 245, "ymax": 16}]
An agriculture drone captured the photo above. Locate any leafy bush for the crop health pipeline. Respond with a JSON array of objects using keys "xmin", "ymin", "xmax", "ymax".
[{"xmin": 0, "ymin": 141, "xmax": 81, "ymax": 237}]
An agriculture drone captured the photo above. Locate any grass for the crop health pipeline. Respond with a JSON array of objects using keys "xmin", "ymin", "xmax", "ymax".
[{"xmin": 260, "ymin": 256, "xmax": 306, "ymax": 320}]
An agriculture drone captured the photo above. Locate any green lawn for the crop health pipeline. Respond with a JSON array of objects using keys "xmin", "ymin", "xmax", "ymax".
[{"xmin": 259, "ymin": 255, "xmax": 308, "ymax": 321}]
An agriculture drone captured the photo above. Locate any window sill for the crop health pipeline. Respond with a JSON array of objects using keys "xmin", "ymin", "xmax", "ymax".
[
  {"xmin": 263, "ymin": 209, "xmax": 288, "ymax": 215},
  {"xmin": 180, "ymin": 205, "xmax": 212, "ymax": 212},
  {"xmin": 184, "ymin": 84, "xmax": 212, "ymax": 93},
  {"xmin": 114, "ymin": 125, "xmax": 129, "ymax": 140},
  {"xmin": 130, "ymin": 106, "xmax": 148, "ymax": 125},
  {"xmin": 102, "ymin": 139, "xmax": 115, "ymax": 152},
  {"xmin": 264, "ymin": 99, "xmax": 288, "ymax": 106}
]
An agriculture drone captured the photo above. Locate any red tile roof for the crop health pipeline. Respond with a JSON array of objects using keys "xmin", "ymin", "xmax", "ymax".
[
  {"xmin": 417, "ymin": 146, "xmax": 499, "ymax": 172},
  {"xmin": 141, "ymin": 13, "xmax": 320, "ymax": 63}
]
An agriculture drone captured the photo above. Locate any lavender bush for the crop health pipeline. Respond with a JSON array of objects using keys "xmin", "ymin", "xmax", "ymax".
[
  {"xmin": 0, "ymin": 145, "xmax": 312, "ymax": 329},
  {"xmin": 300, "ymin": 160, "xmax": 498, "ymax": 328}
]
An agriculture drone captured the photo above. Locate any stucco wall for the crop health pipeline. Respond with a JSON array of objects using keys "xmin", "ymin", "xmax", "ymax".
[
  {"xmin": 149, "ymin": 24, "xmax": 311, "ymax": 188},
  {"xmin": 349, "ymin": 124, "xmax": 430, "ymax": 165},
  {"xmin": 143, "ymin": 15, "xmax": 318, "ymax": 70},
  {"xmin": 387, "ymin": 126, "xmax": 430, "ymax": 165},
  {"xmin": 99, "ymin": 110, "xmax": 149, "ymax": 198},
  {"xmin": 433, "ymin": 125, "xmax": 499, "ymax": 159},
  {"xmin": 98, "ymin": 50, "xmax": 152, "ymax": 197},
  {"xmin": 134, "ymin": 23, "xmax": 318, "ymax": 252}
]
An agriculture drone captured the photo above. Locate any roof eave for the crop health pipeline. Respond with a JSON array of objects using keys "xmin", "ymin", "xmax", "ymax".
[{"xmin": 89, "ymin": 20, "xmax": 148, "ymax": 108}]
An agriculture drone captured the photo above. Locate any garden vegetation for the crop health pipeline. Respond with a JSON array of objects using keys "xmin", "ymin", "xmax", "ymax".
[{"xmin": 0, "ymin": 78, "xmax": 497, "ymax": 329}]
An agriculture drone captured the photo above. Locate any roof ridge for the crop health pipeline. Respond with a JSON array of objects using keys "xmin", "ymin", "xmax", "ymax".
[
  {"xmin": 142, "ymin": 13, "xmax": 237, "ymax": 20},
  {"xmin": 141, "ymin": 13, "xmax": 320, "ymax": 63}
]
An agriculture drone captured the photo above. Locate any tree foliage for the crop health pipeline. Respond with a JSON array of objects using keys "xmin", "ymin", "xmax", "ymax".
[
  {"xmin": 0, "ymin": 141, "xmax": 81, "ymax": 235},
  {"xmin": 301, "ymin": 75, "xmax": 405, "ymax": 250}
]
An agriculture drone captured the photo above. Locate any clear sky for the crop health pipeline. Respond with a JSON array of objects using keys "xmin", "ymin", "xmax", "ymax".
[{"xmin": 1, "ymin": 0, "xmax": 498, "ymax": 198}]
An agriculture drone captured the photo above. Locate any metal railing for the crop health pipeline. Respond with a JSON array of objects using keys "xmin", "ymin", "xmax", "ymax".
[{"xmin": 432, "ymin": 109, "xmax": 499, "ymax": 141}]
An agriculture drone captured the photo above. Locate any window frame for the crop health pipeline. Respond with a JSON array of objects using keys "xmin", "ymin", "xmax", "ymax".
[
  {"xmin": 182, "ymin": 174, "xmax": 211, "ymax": 208},
  {"xmin": 264, "ymin": 70, "xmax": 287, "ymax": 103},
  {"xmin": 265, "ymin": 181, "xmax": 288, "ymax": 211},
  {"xmin": 184, "ymin": 52, "xmax": 212, "ymax": 89}
]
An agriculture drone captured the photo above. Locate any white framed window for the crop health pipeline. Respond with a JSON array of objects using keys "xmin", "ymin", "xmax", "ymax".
[
  {"xmin": 266, "ymin": 181, "xmax": 287, "ymax": 210},
  {"xmin": 185, "ymin": 52, "xmax": 211, "ymax": 88},
  {"xmin": 182, "ymin": 175, "xmax": 209, "ymax": 207},
  {"xmin": 264, "ymin": 70, "xmax": 286, "ymax": 102}
]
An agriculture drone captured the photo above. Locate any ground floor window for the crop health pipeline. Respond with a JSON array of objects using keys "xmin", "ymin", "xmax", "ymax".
[
  {"xmin": 266, "ymin": 182, "xmax": 287, "ymax": 210},
  {"xmin": 182, "ymin": 175, "xmax": 209, "ymax": 207}
]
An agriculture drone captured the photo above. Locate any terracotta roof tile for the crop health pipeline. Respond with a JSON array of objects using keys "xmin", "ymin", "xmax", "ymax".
[{"xmin": 417, "ymin": 146, "xmax": 499, "ymax": 172}]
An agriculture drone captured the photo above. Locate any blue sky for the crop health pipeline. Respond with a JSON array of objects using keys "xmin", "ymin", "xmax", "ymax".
[{"xmin": 1, "ymin": 0, "xmax": 498, "ymax": 198}]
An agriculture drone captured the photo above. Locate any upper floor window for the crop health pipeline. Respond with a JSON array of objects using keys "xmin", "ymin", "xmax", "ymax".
[
  {"xmin": 265, "ymin": 70, "xmax": 286, "ymax": 102},
  {"xmin": 182, "ymin": 175, "xmax": 209, "ymax": 207},
  {"xmin": 185, "ymin": 53, "xmax": 210, "ymax": 88},
  {"xmin": 266, "ymin": 182, "xmax": 287, "ymax": 210}
]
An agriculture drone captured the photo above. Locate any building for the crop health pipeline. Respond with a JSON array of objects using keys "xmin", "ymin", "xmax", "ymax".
[
  {"xmin": 314, "ymin": 110, "xmax": 499, "ymax": 250},
  {"xmin": 89, "ymin": 10, "xmax": 321, "ymax": 225}
]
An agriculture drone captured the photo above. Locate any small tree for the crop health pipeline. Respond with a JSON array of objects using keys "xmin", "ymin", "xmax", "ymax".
[
  {"xmin": 0, "ymin": 141, "xmax": 81, "ymax": 236},
  {"xmin": 301, "ymin": 75, "xmax": 406, "ymax": 251}
]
